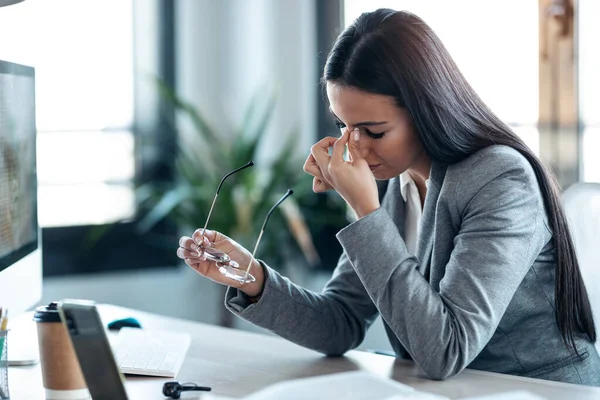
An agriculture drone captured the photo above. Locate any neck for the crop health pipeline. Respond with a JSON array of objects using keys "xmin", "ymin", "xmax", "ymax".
[{"xmin": 408, "ymin": 151, "xmax": 431, "ymax": 207}]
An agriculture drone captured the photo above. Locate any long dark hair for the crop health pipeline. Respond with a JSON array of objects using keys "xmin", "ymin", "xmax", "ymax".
[{"xmin": 324, "ymin": 9, "xmax": 595, "ymax": 351}]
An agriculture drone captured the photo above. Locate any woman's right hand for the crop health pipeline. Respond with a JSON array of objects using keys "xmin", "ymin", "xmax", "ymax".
[{"xmin": 176, "ymin": 229, "xmax": 265, "ymax": 297}]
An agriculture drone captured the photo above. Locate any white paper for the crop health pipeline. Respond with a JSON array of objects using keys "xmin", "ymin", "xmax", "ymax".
[
  {"xmin": 460, "ymin": 391, "xmax": 548, "ymax": 400},
  {"xmin": 383, "ymin": 395, "xmax": 450, "ymax": 400},
  {"xmin": 242, "ymin": 371, "xmax": 450, "ymax": 400}
]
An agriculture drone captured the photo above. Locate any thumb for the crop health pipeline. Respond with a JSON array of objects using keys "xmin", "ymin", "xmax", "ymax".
[
  {"xmin": 192, "ymin": 228, "xmax": 227, "ymax": 245},
  {"xmin": 348, "ymin": 128, "xmax": 364, "ymax": 162}
]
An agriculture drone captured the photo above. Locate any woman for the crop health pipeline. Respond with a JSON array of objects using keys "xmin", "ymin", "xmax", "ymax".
[{"xmin": 177, "ymin": 9, "xmax": 599, "ymax": 385}]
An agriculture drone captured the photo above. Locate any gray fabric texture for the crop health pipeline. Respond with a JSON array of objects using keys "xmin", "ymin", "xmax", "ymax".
[{"xmin": 225, "ymin": 145, "xmax": 600, "ymax": 386}]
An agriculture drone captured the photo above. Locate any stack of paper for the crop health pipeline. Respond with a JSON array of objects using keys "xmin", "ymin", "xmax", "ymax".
[
  {"xmin": 461, "ymin": 391, "xmax": 548, "ymax": 400},
  {"xmin": 199, "ymin": 371, "xmax": 548, "ymax": 400},
  {"xmin": 242, "ymin": 371, "xmax": 448, "ymax": 400}
]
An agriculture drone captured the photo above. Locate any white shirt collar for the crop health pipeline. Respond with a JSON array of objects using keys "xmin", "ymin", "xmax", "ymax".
[
  {"xmin": 399, "ymin": 171, "xmax": 413, "ymax": 202},
  {"xmin": 399, "ymin": 171, "xmax": 430, "ymax": 202}
]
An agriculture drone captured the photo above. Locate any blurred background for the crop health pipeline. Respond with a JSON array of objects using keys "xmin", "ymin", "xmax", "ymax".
[{"xmin": 0, "ymin": 0, "xmax": 597, "ymax": 353}]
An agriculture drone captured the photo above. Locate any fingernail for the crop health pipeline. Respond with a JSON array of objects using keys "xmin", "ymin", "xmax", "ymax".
[
  {"xmin": 353, "ymin": 128, "xmax": 360, "ymax": 142},
  {"xmin": 191, "ymin": 244, "xmax": 198, "ymax": 251}
]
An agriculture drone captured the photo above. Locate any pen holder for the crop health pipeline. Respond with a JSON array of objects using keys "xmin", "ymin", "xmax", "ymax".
[{"xmin": 0, "ymin": 330, "xmax": 9, "ymax": 399}]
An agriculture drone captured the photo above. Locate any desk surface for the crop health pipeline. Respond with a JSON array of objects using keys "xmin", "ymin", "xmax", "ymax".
[{"xmin": 8, "ymin": 304, "xmax": 600, "ymax": 399}]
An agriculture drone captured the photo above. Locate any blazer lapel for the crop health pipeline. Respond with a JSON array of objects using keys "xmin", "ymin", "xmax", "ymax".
[
  {"xmin": 382, "ymin": 177, "xmax": 407, "ymax": 240},
  {"xmin": 416, "ymin": 162, "xmax": 447, "ymax": 280}
]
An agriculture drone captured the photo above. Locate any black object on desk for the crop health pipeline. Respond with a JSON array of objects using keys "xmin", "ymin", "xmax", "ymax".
[
  {"xmin": 59, "ymin": 300, "xmax": 129, "ymax": 400},
  {"xmin": 107, "ymin": 317, "xmax": 142, "ymax": 331},
  {"xmin": 163, "ymin": 381, "xmax": 211, "ymax": 399}
]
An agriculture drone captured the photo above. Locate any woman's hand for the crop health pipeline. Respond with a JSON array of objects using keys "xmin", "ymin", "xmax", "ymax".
[
  {"xmin": 304, "ymin": 136, "xmax": 337, "ymax": 193},
  {"xmin": 303, "ymin": 128, "xmax": 380, "ymax": 218},
  {"xmin": 176, "ymin": 229, "xmax": 265, "ymax": 297},
  {"xmin": 303, "ymin": 136, "xmax": 336, "ymax": 193}
]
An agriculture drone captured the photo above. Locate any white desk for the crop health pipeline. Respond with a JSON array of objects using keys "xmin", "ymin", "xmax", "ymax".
[{"xmin": 8, "ymin": 304, "xmax": 600, "ymax": 399}]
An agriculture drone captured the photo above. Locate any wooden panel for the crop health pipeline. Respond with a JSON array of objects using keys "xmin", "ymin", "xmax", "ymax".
[{"xmin": 539, "ymin": 0, "xmax": 580, "ymax": 186}]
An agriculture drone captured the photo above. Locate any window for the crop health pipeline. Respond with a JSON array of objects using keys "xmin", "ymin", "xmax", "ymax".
[
  {"xmin": 343, "ymin": 0, "xmax": 540, "ymax": 154},
  {"xmin": 578, "ymin": 0, "xmax": 600, "ymax": 182},
  {"xmin": 0, "ymin": 0, "xmax": 135, "ymax": 227}
]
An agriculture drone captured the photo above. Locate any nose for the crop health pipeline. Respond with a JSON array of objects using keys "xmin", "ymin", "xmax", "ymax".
[
  {"xmin": 360, "ymin": 142, "xmax": 370, "ymax": 159},
  {"xmin": 356, "ymin": 135, "xmax": 370, "ymax": 159}
]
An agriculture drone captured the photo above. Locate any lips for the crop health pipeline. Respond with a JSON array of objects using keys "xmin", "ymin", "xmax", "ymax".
[{"xmin": 368, "ymin": 164, "xmax": 381, "ymax": 171}]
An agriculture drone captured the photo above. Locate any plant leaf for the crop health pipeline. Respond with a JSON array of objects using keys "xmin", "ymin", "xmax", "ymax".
[
  {"xmin": 258, "ymin": 126, "xmax": 302, "ymax": 215},
  {"xmin": 279, "ymin": 198, "xmax": 320, "ymax": 267},
  {"xmin": 136, "ymin": 186, "xmax": 194, "ymax": 233},
  {"xmin": 155, "ymin": 77, "xmax": 230, "ymax": 168}
]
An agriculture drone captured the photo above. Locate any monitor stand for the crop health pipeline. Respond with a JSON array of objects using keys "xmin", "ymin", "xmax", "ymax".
[{"xmin": 6, "ymin": 313, "xmax": 39, "ymax": 366}]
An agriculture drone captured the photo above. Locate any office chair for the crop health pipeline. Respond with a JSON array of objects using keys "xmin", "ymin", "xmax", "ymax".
[{"xmin": 562, "ymin": 182, "xmax": 600, "ymax": 354}]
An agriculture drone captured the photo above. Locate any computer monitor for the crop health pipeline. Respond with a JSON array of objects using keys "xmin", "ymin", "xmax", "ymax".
[{"xmin": 0, "ymin": 59, "xmax": 42, "ymax": 320}]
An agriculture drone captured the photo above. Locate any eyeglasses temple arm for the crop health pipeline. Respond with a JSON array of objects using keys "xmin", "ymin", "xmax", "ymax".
[
  {"xmin": 243, "ymin": 189, "xmax": 293, "ymax": 281},
  {"xmin": 216, "ymin": 161, "xmax": 254, "ymax": 195},
  {"xmin": 199, "ymin": 161, "xmax": 254, "ymax": 248}
]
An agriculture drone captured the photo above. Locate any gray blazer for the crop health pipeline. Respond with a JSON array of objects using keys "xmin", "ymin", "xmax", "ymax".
[{"xmin": 226, "ymin": 145, "xmax": 600, "ymax": 386}]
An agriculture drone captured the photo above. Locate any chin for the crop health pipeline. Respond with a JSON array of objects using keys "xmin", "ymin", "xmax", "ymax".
[
  {"xmin": 371, "ymin": 164, "xmax": 406, "ymax": 181},
  {"xmin": 373, "ymin": 170, "xmax": 398, "ymax": 180}
]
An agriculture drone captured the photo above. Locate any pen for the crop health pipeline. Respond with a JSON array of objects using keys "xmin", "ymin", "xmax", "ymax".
[
  {"xmin": 0, "ymin": 308, "xmax": 7, "ymax": 354},
  {"xmin": 0, "ymin": 309, "xmax": 7, "ymax": 331},
  {"xmin": 0, "ymin": 308, "xmax": 7, "ymax": 399}
]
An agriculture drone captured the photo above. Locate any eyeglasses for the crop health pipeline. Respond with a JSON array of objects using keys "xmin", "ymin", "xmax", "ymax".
[{"xmin": 196, "ymin": 161, "xmax": 293, "ymax": 284}]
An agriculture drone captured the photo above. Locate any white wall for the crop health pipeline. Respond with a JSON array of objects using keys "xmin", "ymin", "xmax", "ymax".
[{"xmin": 175, "ymin": 0, "xmax": 317, "ymax": 167}]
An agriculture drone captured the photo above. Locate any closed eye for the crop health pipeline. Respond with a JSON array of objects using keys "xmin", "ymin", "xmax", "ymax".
[
  {"xmin": 334, "ymin": 120, "xmax": 385, "ymax": 139},
  {"xmin": 364, "ymin": 129, "xmax": 385, "ymax": 139}
]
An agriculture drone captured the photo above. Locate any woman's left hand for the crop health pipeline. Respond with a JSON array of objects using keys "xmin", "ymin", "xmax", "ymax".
[{"xmin": 304, "ymin": 128, "xmax": 380, "ymax": 219}]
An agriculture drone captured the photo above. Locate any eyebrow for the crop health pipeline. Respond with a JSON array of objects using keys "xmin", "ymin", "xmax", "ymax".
[{"xmin": 329, "ymin": 109, "xmax": 388, "ymax": 127}]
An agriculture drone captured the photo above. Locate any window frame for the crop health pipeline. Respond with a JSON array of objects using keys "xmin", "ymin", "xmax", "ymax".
[{"xmin": 41, "ymin": 0, "xmax": 178, "ymax": 277}]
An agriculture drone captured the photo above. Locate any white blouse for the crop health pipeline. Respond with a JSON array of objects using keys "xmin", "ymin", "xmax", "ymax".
[{"xmin": 399, "ymin": 171, "xmax": 425, "ymax": 255}]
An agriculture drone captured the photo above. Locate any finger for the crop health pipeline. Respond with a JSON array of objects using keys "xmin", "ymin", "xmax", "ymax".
[
  {"xmin": 177, "ymin": 247, "xmax": 207, "ymax": 260},
  {"xmin": 185, "ymin": 258, "xmax": 209, "ymax": 276},
  {"xmin": 331, "ymin": 128, "xmax": 350, "ymax": 165},
  {"xmin": 178, "ymin": 236, "xmax": 201, "ymax": 251},
  {"xmin": 313, "ymin": 136, "xmax": 338, "ymax": 151},
  {"xmin": 303, "ymin": 153, "xmax": 318, "ymax": 175},
  {"xmin": 313, "ymin": 176, "xmax": 333, "ymax": 193},
  {"xmin": 193, "ymin": 229, "xmax": 225, "ymax": 244},
  {"xmin": 347, "ymin": 127, "xmax": 363, "ymax": 162},
  {"xmin": 192, "ymin": 235, "xmax": 211, "ymax": 252},
  {"xmin": 310, "ymin": 137, "xmax": 337, "ymax": 177},
  {"xmin": 304, "ymin": 154, "xmax": 327, "ymax": 180},
  {"xmin": 304, "ymin": 153, "xmax": 334, "ymax": 188}
]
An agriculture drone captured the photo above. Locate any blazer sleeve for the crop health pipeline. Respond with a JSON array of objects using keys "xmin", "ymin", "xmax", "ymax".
[
  {"xmin": 224, "ymin": 251, "xmax": 379, "ymax": 355},
  {"xmin": 336, "ymin": 152, "xmax": 550, "ymax": 380}
]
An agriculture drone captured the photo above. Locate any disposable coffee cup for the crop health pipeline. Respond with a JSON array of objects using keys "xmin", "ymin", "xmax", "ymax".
[{"xmin": 33, "ymin": 302, "xmax": 90, "ymax": 400}]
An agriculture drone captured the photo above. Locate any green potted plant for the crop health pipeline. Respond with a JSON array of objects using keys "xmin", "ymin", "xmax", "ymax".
[{"xmin": 136, "ymin": 80, "xmax": 347, "ymax": 274}]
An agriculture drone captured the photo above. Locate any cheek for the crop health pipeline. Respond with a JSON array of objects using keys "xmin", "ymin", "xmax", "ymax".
[
  {"xmin": 375, "ymin": 130, "xmax": 422, "ymax": 169},
  {"xmin": 384, "ymin": 134, "xmax": 415, "ymax": 162}
]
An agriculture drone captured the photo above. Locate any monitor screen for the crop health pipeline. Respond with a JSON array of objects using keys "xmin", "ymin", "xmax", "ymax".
[{"xmin": 0, "ymin": 60, "xmax": 37, "ymax": 273}]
